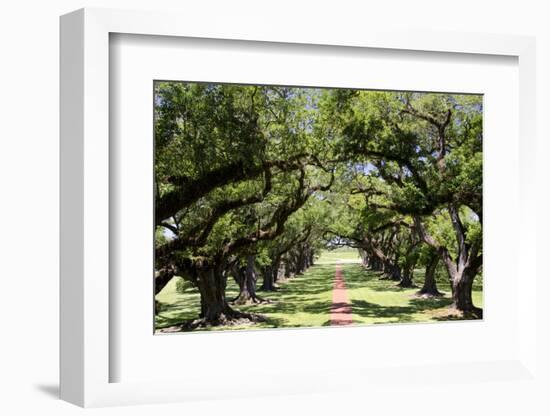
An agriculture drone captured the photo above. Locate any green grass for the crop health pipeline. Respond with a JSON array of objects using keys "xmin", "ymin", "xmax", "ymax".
[
  {"xmin": 344, "ymin": 265, "xmax": 483, "ymax": 325},
  {"xmin": 316, "ymin": 248, "xmax": 361, "ymax": 263},
  {"xmin": 156, "ymin": 262, "xmax": 335, "ymax": 331},
  {"xmin": 155, "ymin": 250, "xmax": 483, "ymax": 332}
]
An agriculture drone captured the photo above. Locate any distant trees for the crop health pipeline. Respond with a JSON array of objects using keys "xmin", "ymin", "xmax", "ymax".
[{"xmin": 154, "ymin": 82, "xmax": 483, "ymax": 327}]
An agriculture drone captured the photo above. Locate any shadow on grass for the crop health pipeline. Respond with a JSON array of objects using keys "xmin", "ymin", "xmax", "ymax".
[
  {"xmin": 302, "ymin": 300, "xmax": 332, "ymax": 314},
  {"xmin": 344, "ymin": 264, "xmax": 483, "ymax": 296},
  {"xmin": 156, "ymin": 295, "xmax": 200, "ymax": 328},
  {"xmin": 342, "ymin": 263, "xmax": 464, "ymax": 324},
  {"xmin": 156, "ymin": 310, "xmax": 196, "ymax": 329},
  {"xmin": 409, "ymin": 296, "xmax": 453, "ymax": 310},
  {"xmin": 157, "ymin": 262, "xmax": 483, "ymax": 332},
  {"xmin": 431, "ymin": 315, "xmax": 479, "ymax": 322},
  {"xmin": 351, "ymin": 300, "xmax": 417, "ymax": 323},
  {"xmin": 156, "ymin": 263, "xmax": 336, "ymax": 331}
]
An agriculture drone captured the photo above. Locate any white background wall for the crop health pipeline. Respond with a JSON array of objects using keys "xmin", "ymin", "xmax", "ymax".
[{"xmin": 0, "ymin": 1, "xmax": 548, "ymax": 415}]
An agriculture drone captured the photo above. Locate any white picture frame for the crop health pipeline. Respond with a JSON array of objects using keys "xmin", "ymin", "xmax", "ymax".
[{"xmin": 60, "ymin": 7, "xmax": 539, "ymax": 408}]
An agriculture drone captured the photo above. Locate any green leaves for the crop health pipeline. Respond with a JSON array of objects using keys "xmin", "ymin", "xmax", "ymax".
[
  {"xmin": 154, "ymin": 81, "xmax": 482, "ymax": 279},
  {"xmin": 155, "ymin": 82, "xmax": 266, "ymax": 183}
]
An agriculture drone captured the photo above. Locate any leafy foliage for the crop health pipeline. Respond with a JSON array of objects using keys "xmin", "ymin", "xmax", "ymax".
[{"xmin": 153, "ymin": 82, "xmax": 483, "ymax": 324}]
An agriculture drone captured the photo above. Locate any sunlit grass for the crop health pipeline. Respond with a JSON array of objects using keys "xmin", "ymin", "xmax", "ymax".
[
  {"xmin": 343, "ymin": 264, "xmax": 483, "ymax": 325},
  {"xmin": 155, "ymin": 263, "xmax": 335, "ymax": 331},
  {"xmin": 316, "ymin": 248, "xmax": 361, "ymax": 264},
  {"xmin": 155, "ymin": 250, "xmax": 483, "ymax": 332}
]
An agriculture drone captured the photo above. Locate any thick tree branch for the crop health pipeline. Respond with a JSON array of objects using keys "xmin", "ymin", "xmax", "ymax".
[
  {"xmin": 412, "ymin": 216, "xmax": 457, "ymax": 276},
  {"xmin": 156, "ymin": 153, "xmax": 327, "ymax": 225},
  {"xmin": 448, "ymin": 203, "xmax": 468, "ymax": 267},
  {"xmin": 156, "ymin": 169, "xmax": 272, "ymax": 259},
  {"xmin": 221, "ymin": 169, "xmax": 310, "ymax": 257}
]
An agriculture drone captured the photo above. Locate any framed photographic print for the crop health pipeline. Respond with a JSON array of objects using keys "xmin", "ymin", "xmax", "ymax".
[{"xmin": 60, "ymin": 7, "xmax": 539, "ymax": 409}]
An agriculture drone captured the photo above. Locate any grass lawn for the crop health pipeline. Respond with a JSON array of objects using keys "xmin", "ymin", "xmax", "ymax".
[
  {"xmin": 156, "ymin": 261, "xmax": 335, "ymax": 331},
  {"xmin": 155, "ymin": 249, "xmax": 483, "ymax": 332},
  {"xmin": 345, "ymin": 265, "xmax": 483, "ymax": 325},
  {"xmin": 315, "ymin": 248, "xmax": 361, "ymax": 264}
]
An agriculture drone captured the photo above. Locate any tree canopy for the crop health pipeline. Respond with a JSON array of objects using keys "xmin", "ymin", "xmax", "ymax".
[{"xmin": 154, "ymin": 82, "xmax": 483, "ymax": 328}]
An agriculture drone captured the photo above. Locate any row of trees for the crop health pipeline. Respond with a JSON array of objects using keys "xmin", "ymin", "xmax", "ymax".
[
  {"xmin": 154, "ymin": 83, "xmax": 336, "ymax": 327},
  {"xmin": 154, "ymin": 82, "xmax": 483, "ymax": 328},
  {"xmin": 324, "ymin": 91, "xmax": 483, "ymax": 317}
]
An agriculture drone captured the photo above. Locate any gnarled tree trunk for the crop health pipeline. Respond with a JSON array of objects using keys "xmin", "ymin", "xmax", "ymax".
[
  {"xmin": 260, "ymin": 265, "xmax": 275, "ymax": 291},
  {"xmin": 284, "ymin": 254, "xmax": 296, "ymax": 278},
  {"xmin": 196, "ymin": 267, "xmax": 234, "ymax": 323},
  {"xmin": 383, "ymin": 261, "xmax": 402, "ymax": 281},
  {"xmin": 260, "ymin": 256, "xmax": 281, "ymax": 291},
  {"xmin": 180, "ymin": 264, "xmax": 265, "ymax": 329},
  {"xmin": 450, "ymin": 267, "xmax": 479, "ymax": 316},
  {"xmin": 233, "ymin": 255, "xmax": 266, "ymax": 304},
  {"xmin": 397, "ymin": 271, "xmax": 414, "ymax": 288},
  {"xmin": 417, "ymin": 253, "xmax": 442, "ymax": 297},
  {"xmin": 414, "ymin": 213, "xmax": 482, "ymax": 318},
  {"xmin": 309, "ymin": 250, "xmax": 315, "ymax": 266},
  {"xmin": 275, "ymin": 261, "xmax": 285, "ymax": 282},
  {"xmin": 397, "ymin": 239, "xmax": 419, "ymax": 288},
  {"xmin": 397, "ymin": 261, "xmax": 414, "ymax": 287}
]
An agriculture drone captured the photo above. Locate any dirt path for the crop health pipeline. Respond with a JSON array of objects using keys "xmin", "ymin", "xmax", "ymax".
[{"xmin": 330, "ymin": 262, "xmax": 352, "ymax": 326}]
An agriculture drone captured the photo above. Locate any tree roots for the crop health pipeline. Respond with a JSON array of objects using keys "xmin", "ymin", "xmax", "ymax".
[
  {"xmin": 259, "ymin": 285, "xmax": 279, "ymax": 292},
  {"xmin": 231, "ymin": 293, "xmax": 272, "ymax": 305},
  {"xmin": 414, "ymin": 289, "xmax": 443, "ymax": 298},
  {"xmin": 159, "ymin": 309, "xmax": 267, "ymax": 333}
]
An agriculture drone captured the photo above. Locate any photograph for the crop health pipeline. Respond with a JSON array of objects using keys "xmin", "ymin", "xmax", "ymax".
[{"xmin": 153, "ymin": 81, "xmax": 483, "ymax": 333}]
